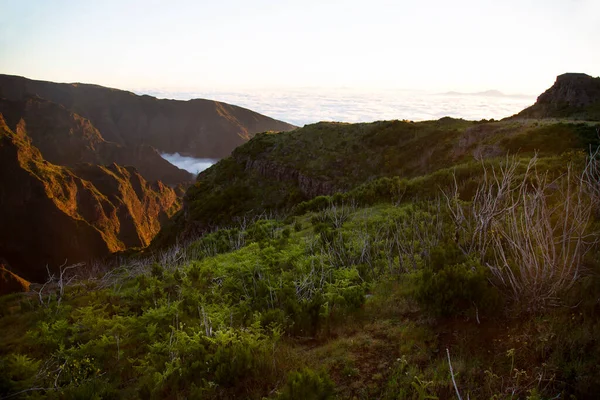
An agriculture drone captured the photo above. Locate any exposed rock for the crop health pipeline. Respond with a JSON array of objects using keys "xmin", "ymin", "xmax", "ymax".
[
  {"xmin": 0, "ymin": 97, "xmax": 194, "ymax": 185},
  {"xmin": 244, "ymin": 158, "xmax": 337, "ymax": 198},
  {"xmin": 0, "ymin": 114, "xmax": 180, "ymax": 282},
  {"xmin": 0, "ymin": 264, "xmax": 30, "ymax": 295},
  {"xmin": 514, "ymin": 73, "xmax": 600, "ymax": 120},
  {"xmin": 537, "ymin": 73, "xmax": 600, "ymax": 107}
]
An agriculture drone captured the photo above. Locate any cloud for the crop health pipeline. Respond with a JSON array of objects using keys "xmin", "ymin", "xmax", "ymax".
[
  {"xmin": 159, "ymin": 153, "xmax": 217, "ymax": 175},
  {"xmin": 140, "ymin": 88, "xmax": 535, "ymax": 127}
]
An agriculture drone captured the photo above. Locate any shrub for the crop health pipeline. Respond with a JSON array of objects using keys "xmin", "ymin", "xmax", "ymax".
[
  {"xmin": 0, "ymin": 354, "xmax": 40, "ymax": 395},
  {"xmin": 414, "ymin": 261, "xmax": 500, "ymax": 318},
  {"xmin": 277, "ymin": 368, "xmax": 335, "ymax": 400},
  {"xmin": 150, "ymin": 263, "xmax": 164, "ymax": 279}
]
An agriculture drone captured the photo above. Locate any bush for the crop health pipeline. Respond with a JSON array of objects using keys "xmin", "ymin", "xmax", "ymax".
[
  {"xmin": 414, "ymin": 261, "xmax": 501, "ymax": 318},
  {"xmin": 0, "ymin": 354, "xmax": 40, "ymax": 395},
  {"xmin": 277, "ymin": 368, "xmax": 335, "ymax": 400}
]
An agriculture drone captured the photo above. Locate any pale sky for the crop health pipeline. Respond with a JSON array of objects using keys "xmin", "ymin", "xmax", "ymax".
[{"xmin": 0, "ymin": 0, "xmax": 598, "ymax": 94}]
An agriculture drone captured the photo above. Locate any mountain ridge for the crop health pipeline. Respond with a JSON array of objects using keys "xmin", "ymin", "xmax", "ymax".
[
  {"xmin": 0, "ymin": 74, "xmax": 297, "ymax": 160},
  {"xmin": 0, "ymin": 97, "xmax": 194, "ymax": 185},
  {"xmin": 0, "ymin": 114, "xmax": 180, "ymax": 282}
]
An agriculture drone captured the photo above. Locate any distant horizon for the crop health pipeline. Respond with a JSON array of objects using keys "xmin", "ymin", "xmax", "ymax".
[
  {"xmin": 139, "ymin": 86, "xmax": 537, "ymax": 126},
  {"xmin": 0, "ymin": 72, "xmax": 539, "ymax": 125}
]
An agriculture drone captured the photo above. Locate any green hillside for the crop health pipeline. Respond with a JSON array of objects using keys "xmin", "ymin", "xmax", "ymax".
[
  {"xmin": 3, "ymin": 73, "xmax": 600, "ymax": 399},
  {"xmin": 2, "ymin": 120, "xmax": 600, "ymax": 398},
  {"xmin": 155, "ymin": 118, "xmax": 599, "ymax": 246}
]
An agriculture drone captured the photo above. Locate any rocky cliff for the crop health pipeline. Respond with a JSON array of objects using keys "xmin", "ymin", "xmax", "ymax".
[
  {"xmin": 0, "ymin": 114, "xmax": 180, "ymax": 283},
  {"xmin": 0, "ymin": 97, "xmax": 194, "ymax": 185},
  {"xmin": 0, "ymin": 74, "xmax": 297, "ymax": 159},
  {"xmin": 514, "ymin": 73, "xmax": 600, "ymax": 120},
  {"xmin": 0, "ymin": 265, "xmax": 30, "ymax": 295},
  {"xmin": 244, "ymin": 158, "xmax": 338, "ymax": 198}
]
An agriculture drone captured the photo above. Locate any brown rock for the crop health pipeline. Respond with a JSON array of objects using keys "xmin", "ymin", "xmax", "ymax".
[
  {"xmin": 0, "ymin": 114, "xmax": 180, "ymax": 282},
  {"xmin": 0, "ymin": 265, "xmax": 30, "ymax": 295},
  {"xmin": 0, "ymin": 97, "xmax": 194, "ymax": 185},
  {"xmin": 514, "ymin": 73, "xmax": 600, "ymax": 120}
]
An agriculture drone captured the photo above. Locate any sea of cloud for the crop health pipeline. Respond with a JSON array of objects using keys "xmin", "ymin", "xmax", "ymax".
[
  {"xmin": 160, "ymin": 153, "xmax": 217, "ymax": 175},
  {"xmin": 141, "ymin": 87, "xmax": 536, "ymax": 127},
  {"xmin": 155, "ymin": 88, "xmax": 536, "ymax": 173}
]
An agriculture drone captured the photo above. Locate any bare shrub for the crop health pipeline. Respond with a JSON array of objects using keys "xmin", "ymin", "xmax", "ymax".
[
  {"xmin": 446, "ymin": 155, "xmax": 598, "ymax": 310},
  {"xmin": 582, "ymin": 127, "xmax": 600, "ymax": 208},
  {"xmin": 32, "ymin": 260, "xmax": 83, "ymax": 309}
]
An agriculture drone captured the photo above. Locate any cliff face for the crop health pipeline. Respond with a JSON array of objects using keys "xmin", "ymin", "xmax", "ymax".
[
  {"xmin": 0, "ymin": 74, "xmax": 297, "ymax": 159},
  {"xmin": 0, "ymin": 97, "xmax": 194, "ymax": 185},
  {"xmin": 244, "ymin": 158, "xmax": 337, "ymax": 198},
  {"xmin": 0, "ymin": 75, "xmax": 296, "ymax": 289},
  {"xmin": 0, "ymin": 114, "xmax": 180, "ymax": 282},
  {"xmin": 0, "ymin": 265, "xmax": 30, "ymax": 296},
  {"xmin": 514, "ymin": 73, "xmax": 600, "ymax": 120}
]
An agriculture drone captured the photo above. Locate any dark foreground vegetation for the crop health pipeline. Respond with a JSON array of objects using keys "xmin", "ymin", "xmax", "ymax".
[{"xmin": 2, "ymin": 144, "xmax": 600, "ymax": 399}]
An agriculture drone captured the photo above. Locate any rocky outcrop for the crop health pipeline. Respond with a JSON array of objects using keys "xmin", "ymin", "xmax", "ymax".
[
  {"xmin": 537, "ymin": 73, "xmax": 600, "ymax": 107},
  {"xmin": 0, "ymin": 114, "xmax": 180, "ymax": 283},
  {"xmin": 514, "ymin": 73, "xmax": 600, "ymax": 120},
  {"xmin": 0, "ymin": 97, "xmax": 194, "ymax": 185},
  {"xmin": 0, "ymin": 265, "xmax": 30, "ymax": 295},
  {"xmin": 244, "ymin": 158, "xmax": 337, "ymax": 198},
  {"xmin": 0, "ymin": 74, "xmax": 297, "ymax": 159}
]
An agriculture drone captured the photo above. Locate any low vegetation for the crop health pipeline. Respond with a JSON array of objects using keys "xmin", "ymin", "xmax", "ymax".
[
  {"xmin": 157, "ymin": 118, "xmax": 600, "ymax": 246},
  {"xmin": 2, "ymin": 144, "xmax": 600, "ymax": 398}
]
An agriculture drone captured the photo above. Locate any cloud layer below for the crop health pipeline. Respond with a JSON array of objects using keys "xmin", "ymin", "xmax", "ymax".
[
  {"xmin": 141, "ymin": 88, "xmax": 536, "ymax": 127},
  {"xmin": 159, "ymin": 153, "xmax": 216, "ymax": 175}
]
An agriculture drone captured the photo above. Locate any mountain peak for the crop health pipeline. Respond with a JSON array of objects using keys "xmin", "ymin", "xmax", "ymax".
[
  {"xmin": 539, "ymin": 73, "xmax": 600, "ymax": 107},
  {"xmin": 513, "ymin": 72, "xmax": 600, "ymax": 120}
]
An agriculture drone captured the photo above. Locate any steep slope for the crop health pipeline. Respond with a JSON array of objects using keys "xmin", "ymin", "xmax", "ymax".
[
  {"xmin": 154, "ymin": 117, "xmax": 600, "ymax": 245},
  {"xmin": 514, "ymin": 73, "xmax": 600, "ymax": 120},
  {"xmin": 0, "ymin": 97, "xmax": 194, "ymax": 185},
  {"xmin": 0, "ymin": 114, "xmax": 180, "ymax": 282},
  {"xmin": 0, "ymin": 74, "xmax": 297, "ymax": 159},
  {"xmin": 0, "ymin": 265, "xmax": 30, "ymax": 295}
]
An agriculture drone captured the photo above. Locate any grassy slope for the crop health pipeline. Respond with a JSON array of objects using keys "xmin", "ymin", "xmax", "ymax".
[
  {"xmin": 154, "ymin": 118, "xmax": 600, "ymax": 246},
  {"xmin": 2, "ymin": 116, "xmax": 600, "ymax": 398},
  {"xmin": 2, "ymin": 153, "xmax": 600, "ymax": 399}
]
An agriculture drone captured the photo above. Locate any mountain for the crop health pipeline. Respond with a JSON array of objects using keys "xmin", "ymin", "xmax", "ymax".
[
  {"xmin": 2, "ymin": 74, "xmax": 600, "ymax": 400},
  {"xmin": 155, "ymin": 116, "xmax": 600, "ymax": 246},
  {"xmin": 0, "ymin": 75, "xmax": 296, "ymax": 284},
  {"xmin": 514, "ymin": 73, "xmax": 600, "ymax": 120},
  {"xmin": 0, "ymin": 114, "xmax": 180, "ymax": 282},
  {"xmin": 0, "ymin": 265, "xmax": 29, "ymax": 296},
  {"xmin": 164, "ymin": 73, "xmax": 599, "ymax": 244},
  {"xmin": 0, "ymin": 74, "xmax": 297, "ymax": 160},
  {"xmin": 0, "ymin": 97, "xmax": 194, "ymax": 185}
]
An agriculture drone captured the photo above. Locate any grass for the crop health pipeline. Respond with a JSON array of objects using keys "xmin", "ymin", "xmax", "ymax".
[
  {"xmin": 3, "ymin": 116, "xmax": 600, "ymax": 399},
  {"xmin": 3, "ymin": 186, "xmax": 600, "ymax": 398},
  {"xmin": 160, "ymin": 118, "xmax": 600, "ymax": 247}
]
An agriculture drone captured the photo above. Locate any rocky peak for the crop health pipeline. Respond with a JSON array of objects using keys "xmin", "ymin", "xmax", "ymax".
[
  {"xmin": 513, "ymin": 73, "xmax": 600, "ymax": 120},
  {"xmin": 537, "ymin": 73, "xmax": 600, "ymax": 107}
]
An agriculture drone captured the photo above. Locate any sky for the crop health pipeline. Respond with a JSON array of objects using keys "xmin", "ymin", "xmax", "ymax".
[{"xmin": 0, "ymin": 0, "xmax": 599, "ymax": 94}]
